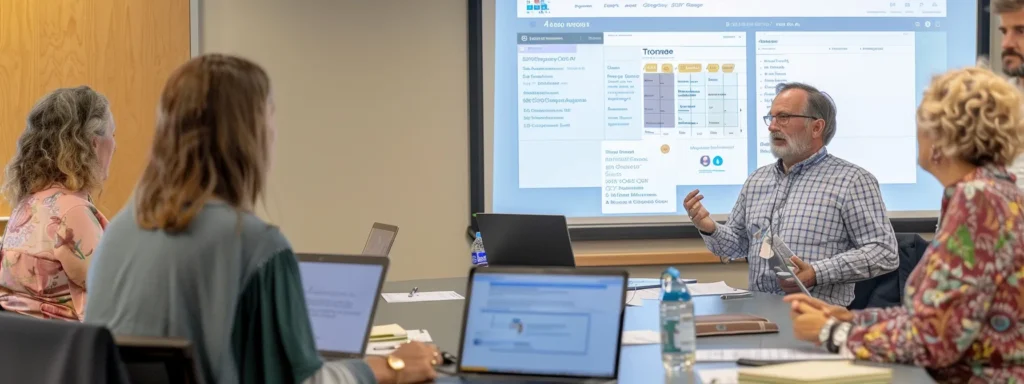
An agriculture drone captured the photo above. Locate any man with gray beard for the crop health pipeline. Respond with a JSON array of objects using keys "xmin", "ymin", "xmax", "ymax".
[
  {"xmin": 994, "ymin": 0, "xmax": 1024, "ymax": 190},
  {"xmin": 683, "ymin": 82, "xmax": 898, "ymax": 306}
]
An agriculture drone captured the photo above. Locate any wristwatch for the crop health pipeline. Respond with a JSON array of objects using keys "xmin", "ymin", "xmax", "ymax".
[
  {"xmin": 386, "ymin": 355, "xmax": 405, "ymax": 383},
  {"xmin": 818, "ymin": 317, "xmax": 837, "ymax": 346},
  {"xmin": 828, "ymin": 322, "xmax": 853, "ymax": 354}
]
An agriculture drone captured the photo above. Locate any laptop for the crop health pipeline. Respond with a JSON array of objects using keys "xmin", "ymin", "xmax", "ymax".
[
  {"xmin": 439, "ymin": 266, "xmax": 626, "ymax": 383},
  {"xmin": 362, "ymin": 222, "xmax": 399, "ymax": 257},
  {"xmin": 475, "ymin": 213, "xmax": 677, "ymax": 289},
  {"xmin": 474, "ymin": 213, "xmax": 576, "ymax": 267},
  {"xmin": 296, "ymin": 253, "xmax": 389, "ymax": 359}
]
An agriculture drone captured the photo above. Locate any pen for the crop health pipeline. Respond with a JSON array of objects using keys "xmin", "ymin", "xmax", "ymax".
[
  {"xmin": 408, "ymin": 287, "xmax": 418, "ymax": 297},
  {"xmin": 373, "ymin": 345, "xmax": 398, "ymax": 351}
]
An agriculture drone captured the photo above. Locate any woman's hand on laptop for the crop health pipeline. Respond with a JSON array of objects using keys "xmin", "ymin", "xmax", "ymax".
[{"xmin": 366, "ymin": 341, "xmax": 440, "ymax": 384}]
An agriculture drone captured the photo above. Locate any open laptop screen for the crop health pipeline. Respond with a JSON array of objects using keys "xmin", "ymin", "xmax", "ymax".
[
  {"xmin": 298, "ymin": 260, "xmax": 386, "ymax": 355},
  {"xmin": 458, "ymin": 272, "xmax": 625, "ymax": 378},
  {"xmin": 362, "ymin": 224, "xmax": 398, "ymax": 256}
]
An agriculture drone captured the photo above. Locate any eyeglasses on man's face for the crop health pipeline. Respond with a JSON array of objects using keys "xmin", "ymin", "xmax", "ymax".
[{"xmin": 763, "ymin": 113, "xmax": 820, "ymax": 126}]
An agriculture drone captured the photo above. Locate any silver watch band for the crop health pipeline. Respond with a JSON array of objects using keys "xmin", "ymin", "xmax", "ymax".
[
  {"xmin": 818, "ymin": 317, "xmax": 837, "ymax": 345},
  {"xmin": 830, "ymin": 322, "xmax": 853, "ymax": 351}
]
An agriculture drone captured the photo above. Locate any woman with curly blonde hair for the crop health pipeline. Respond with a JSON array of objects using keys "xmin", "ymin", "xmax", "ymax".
[
  {"xmin": 0, "ymin": 86, "xmax": 116, "ymax": 321},
  {"xmin": 786, "ymin": 67, "xmax": 1024, "ymax": 382}
]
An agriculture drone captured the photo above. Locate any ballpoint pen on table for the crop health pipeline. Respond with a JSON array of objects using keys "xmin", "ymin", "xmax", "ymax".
[{"xmin": 408, "ymin": 287, "xmax": 418, "ymax": 297}]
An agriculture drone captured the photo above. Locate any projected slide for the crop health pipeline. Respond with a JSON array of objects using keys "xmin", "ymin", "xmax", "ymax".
[{"xmin": 489, "ymin": 0, "xmax": 978, "ymax": 219}]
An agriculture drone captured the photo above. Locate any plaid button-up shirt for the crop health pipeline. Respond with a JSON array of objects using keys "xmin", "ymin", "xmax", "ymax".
[{"xmin": 701, "ymin": 147, "xmax": 898, "ymax": 306}]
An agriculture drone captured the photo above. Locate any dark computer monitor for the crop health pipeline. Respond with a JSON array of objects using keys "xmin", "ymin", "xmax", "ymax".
[{"xmin": 474, "ymin": 213, "xmax": 576, "ymax": 267}]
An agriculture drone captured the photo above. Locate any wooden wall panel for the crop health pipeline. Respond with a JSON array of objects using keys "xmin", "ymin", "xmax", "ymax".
[{"xmin": 0, "ymin": 0, "xmax": 190, "ymax": 216}]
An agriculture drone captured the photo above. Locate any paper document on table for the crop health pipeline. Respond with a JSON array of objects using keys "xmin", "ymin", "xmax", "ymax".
[
  {"xmin": 696, "ymin": 348, "xmax": 852, "ymax": 362},
  {"xmin": 381, "ymin": 291, "xmax": 464, "ymax": 303},
  {"xmin": 366, "ymin": 330, "xmax": 432, "ymax": 355},
  {"xmin": 687, "ymin": 281, "xmax": 747, "ymax": 296},
  {"xmin": 624, "ymin": 288, "xmax": 661, "ymax": 306},
  {"xmin": 621, "ymin": 330, "xmax": 660, "ymax": 345},
  {"xmin": 698, "ymin": 368, "xmax": 738, "ymax": 384}
]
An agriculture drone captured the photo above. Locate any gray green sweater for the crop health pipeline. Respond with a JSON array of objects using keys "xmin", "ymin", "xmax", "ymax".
[{"xmin": 84, "ymin": 201, "xmax": 375, "ymax": 384}]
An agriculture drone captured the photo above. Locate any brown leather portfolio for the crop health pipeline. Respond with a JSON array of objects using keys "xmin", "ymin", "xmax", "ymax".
[{"xmin": 695, "ymin": 314, "xmax": 779, "ymax": 337}]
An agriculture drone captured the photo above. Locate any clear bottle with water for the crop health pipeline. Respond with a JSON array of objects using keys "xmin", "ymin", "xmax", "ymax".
[
  {"xmin": 471, "ymin": 232, "xmax": 488, "ymax": 266},
  {"xmin": 660, "ymin": 266, "xmax": 695, "ymax": 372}
]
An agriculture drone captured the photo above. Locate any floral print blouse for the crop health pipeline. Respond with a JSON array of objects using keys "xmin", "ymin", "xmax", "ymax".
[
  {"xmin": 844, "ymin": 165, "xmax": 1024, "ymax": 383},
  {"xmin": 0, "ymin": 187, "xmax": 107, "ymax": 321}
]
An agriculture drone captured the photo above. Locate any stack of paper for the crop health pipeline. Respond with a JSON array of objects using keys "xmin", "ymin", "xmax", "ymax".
[
  {"xmin": 737, "ymin": 361, "xmax": 892, "ymax": 383},
  {"xmin": 369, "ymin": 324, "xmax": 407, "ymax": 342},
  {"xmin": 366, "ymin": 329, "xmax": 433, "ymax": 355},
  {"xmin": 696, "ymin": 348, "xmax": 851, "ymax": 362}
]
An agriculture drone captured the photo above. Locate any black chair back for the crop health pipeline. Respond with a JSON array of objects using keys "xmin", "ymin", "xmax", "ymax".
[
  {"xmin": 848, "ymin": 233, "xmax": 929, "ymax": 310},
  {"xmin": 0, "ymin": 312, "xmax": 129, "ymax": 383},
  {"xmin": 115, "ymin": 335, "xmax": 203, "ymax": 384}
]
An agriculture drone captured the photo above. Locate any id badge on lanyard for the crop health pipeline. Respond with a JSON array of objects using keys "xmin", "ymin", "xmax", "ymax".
[{"xmin": 752, "ymin": 226, "xmax": 773, "ymax": 260}]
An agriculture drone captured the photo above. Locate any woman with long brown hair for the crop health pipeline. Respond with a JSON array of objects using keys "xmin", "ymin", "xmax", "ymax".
[
  {"xmin": 84, "ymin": 54, "xmax": 437, "ymax": 384},
  {"xmin": 0, "ymin": 86, "xmax": 116, "ymax": 321}
]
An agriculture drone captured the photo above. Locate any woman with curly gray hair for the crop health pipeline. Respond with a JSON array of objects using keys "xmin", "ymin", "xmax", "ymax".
[
  {"xmin": 786, "ymin": 66, "xmax": 1024, "ymax": 382},
  {"xmin": 0, "ymin": 86, "xmax": 116, "ymax": 321}
]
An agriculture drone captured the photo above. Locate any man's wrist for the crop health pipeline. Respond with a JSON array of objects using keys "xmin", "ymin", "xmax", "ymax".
[
  {"xmin": 809, "ymin": 259, "xmax": 834, "ymax": 286},
  {"xmin": 365, "ymin": 356, "xmax": 398, "ymax": 384},
  {"xmin": 697, "ymin": 222, "xmax": 717, "ymax": 236}
]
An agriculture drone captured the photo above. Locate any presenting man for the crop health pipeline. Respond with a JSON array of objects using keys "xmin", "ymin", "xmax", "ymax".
[
  {"xmin": 683, "ymin": 82, "xmax": 898, "ymax": 306},
  {"xmin": 994, "ymin": 0, "xmax": 1024, "ymax": 190}
]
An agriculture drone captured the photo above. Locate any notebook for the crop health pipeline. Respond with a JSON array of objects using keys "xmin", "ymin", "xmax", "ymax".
[
  {"xmin": 737, "ymin": 361, "xmax": 892, "ymax": 384},
  {"xmin": 369, "ymin": 324, "xmax": 407, "ymax": 342}
]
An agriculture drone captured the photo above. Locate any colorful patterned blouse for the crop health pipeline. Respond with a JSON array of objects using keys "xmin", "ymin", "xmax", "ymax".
[
  {"xmin": 844, "ymin": 165, "xmax": 1024, "ymax": 383},
  {"xmin": 0, "ymin": 187, "xmax": 107, "ymax": 321}
]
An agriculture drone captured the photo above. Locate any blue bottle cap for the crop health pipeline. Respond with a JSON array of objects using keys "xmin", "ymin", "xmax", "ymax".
[
  {"xmin": 475, "ymin": 232, "xmax": 482, "ymax": 238},
  {"xmin": 664, "ymin": 266, "xmax": 680, "ymax": 279}
]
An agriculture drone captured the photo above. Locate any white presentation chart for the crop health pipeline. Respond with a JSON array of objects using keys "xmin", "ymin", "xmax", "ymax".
[
  {"xmin": 754, "ymin": 31, "xmax": 917, "ymax": 184},
  {"xmin": 517, "ymin": 32, "xmax": 750, "ymax": 196}
]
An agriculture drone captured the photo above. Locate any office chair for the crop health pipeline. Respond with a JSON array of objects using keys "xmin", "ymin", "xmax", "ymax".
[{"xmin": 115, "ymin": 335, "xmax": 203, "ymax": 384}]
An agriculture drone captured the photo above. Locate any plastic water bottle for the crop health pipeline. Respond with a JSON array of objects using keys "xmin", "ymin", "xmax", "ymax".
[
  {"xmin": 471, "ymin": 232, "xmax": 488, "ymax": 266},
  {"xmin": 660, "ymin": 266, "xmax": 695, "ymax": 372}
]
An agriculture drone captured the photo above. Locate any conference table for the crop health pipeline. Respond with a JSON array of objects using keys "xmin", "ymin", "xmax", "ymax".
[{"xmin": 374, "ymin": 277, "xmax": 934, "ymax": 383}]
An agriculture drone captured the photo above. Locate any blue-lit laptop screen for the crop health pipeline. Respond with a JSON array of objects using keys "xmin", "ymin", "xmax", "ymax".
[
  {"xmin": 298, "ymin": 261, "xmax": 385, "ymax": 354},
  {"xmin": 459, "ymin": 272, "xmax": 625, "ymax": 377}
]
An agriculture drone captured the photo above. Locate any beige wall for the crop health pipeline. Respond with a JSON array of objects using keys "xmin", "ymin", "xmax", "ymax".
[
  {"xmin": 197, "ymin": 0, "xmax": 984, "ymax": 285},
  {"xmin": 201, "ymin": 0, "xmax": 471, "ymax": 282}
]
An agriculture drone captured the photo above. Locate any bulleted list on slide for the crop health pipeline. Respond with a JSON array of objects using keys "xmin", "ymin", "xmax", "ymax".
[{"xmin": 600, "ymin": 141, "xmax": 675, "ymax": 214}]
